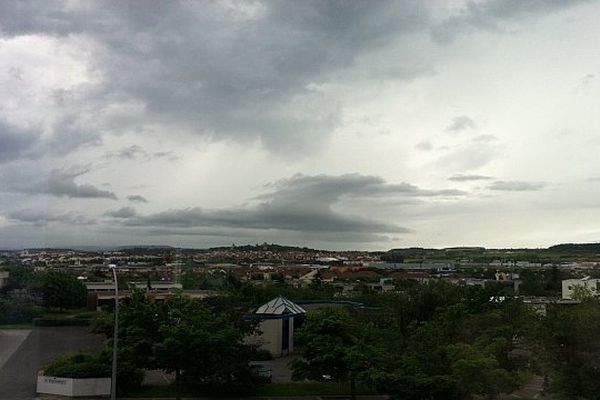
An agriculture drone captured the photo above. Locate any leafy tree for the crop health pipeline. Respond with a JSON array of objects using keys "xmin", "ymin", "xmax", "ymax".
[
  {"xmin": 543, "ymin": 300, "xmax": 600, "ymax": 399},
  {"xmin": 31, "ymin": 272, "xmax": 87, "ymax": 309},
  {"xmin": 0, "ymin": 294, "xmax": 43, "ymax": 324},
  {"xmin": 570, "ymin": 284, "xmax": 594, "ymax": 301},
  {"xmin": 292, "ymin": 308, "xmax": 378, "ymax": 399},
  {"xmin": 118, "ymin": 292, "xmax": 255, "ymax": 396},
  {"xmin": 0, "ymin": 265, "xmax": 34, "ymax": 292},
  {"xmin": 446, "ymin": 343, "xmax": 515, "ymax": 399}
]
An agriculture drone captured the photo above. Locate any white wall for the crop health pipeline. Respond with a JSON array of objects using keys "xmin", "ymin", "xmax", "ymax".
[
  {"xmin": 562, "ymin": 278, "xmax": 600, "ymax": 299},
  {"xmin": 37, "ymin": 374, "xmax": 111, "ymax": 397},
  {"xmin": 246, "ymin": 317, "xmax": 295, "ymax": 358}
]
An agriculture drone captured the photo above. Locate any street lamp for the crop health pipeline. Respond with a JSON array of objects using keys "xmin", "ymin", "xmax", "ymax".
[{"xmin": 109, "ymin": 264, "xmax": 119, "ymax": 400}]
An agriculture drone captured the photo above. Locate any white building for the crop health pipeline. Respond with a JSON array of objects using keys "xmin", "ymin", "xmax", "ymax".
[
  {"xmin": 247, "ymin": 296, "xmax": 306, "ymax": 358},
  {"xmin": 562, "ymin": 277, "xmax": 600, "ymax": 299}
]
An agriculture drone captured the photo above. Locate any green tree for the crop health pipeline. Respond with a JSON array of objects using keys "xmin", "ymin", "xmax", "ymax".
[
  {"xmin": 32, "ymin": 272, "xmax": 87, "ymax": 309},
  {"xmin": 543, "ymin": 300, "xmax": 600, "ymax": 399},
  {"xmin": 118, "ymin": 292, "xmax": 255, "ymax": 396},
  {"xmin": 570, "ymin": 284, "xmax": 594, "ymax": 301},
  {"xmin": 292, "ymin": 308, "xmax": 378, "ymax": 399}
]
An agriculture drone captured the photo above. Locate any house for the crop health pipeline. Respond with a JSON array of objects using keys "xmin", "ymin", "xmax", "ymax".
[{"xmin": 247, "ymin": 296, "xmax": 306, "ymax": 358}]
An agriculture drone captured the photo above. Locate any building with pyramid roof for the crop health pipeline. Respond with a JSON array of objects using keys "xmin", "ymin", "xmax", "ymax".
[
  {"xmin": 247, "ymin": 296, "xmax": 306, "ymax": 357},
  {"xmin": 254, "ymin": 295, "xmax": 306, "ymax": 316}
]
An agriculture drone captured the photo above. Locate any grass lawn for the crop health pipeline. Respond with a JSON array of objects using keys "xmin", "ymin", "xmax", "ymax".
[{"xmin": 129, "ymin": 382, "xmax": 376, "ymax": 398}]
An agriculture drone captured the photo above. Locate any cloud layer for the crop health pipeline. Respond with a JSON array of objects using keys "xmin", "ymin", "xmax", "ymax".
[{"xmin": 0, "ymin": 0, "xmax": 597, "ymax": 249}]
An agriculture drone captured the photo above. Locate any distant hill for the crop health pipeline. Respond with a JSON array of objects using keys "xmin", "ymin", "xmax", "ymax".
[
  {"xmin": 548, "ymin": 243, "xmax": 600, "ymax": 253},
  {"xmin": 208, "ymin": 243, "xmax": 323, "ymax": 253}
]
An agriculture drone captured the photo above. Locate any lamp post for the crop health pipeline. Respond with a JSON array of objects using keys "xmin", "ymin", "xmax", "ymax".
[{"xmin": 109, "ymin": 264, "xmax": 118, "ymax": 400}]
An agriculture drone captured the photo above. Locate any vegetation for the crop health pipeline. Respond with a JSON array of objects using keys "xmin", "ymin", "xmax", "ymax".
[
  {"xmin": 0, "ymin": 267, "xmax": 87, "ymax": 324},
  {"xmin": 91, "ymin": 291, "xmax": 262, "ymax": 394},
  {"xmin": 15, "ymin": 257, "xmax": 600, "ymax": 399},
  {"xmin": 290, "ymin": 282, "xmax": 535, "ymax": 400},
  {"xmin": 0, "ymin": 294, "xmax": 42, "ymax": 324},
  {"xmin": 44, "ymin": 352, "xmax": 110, "ymax": 379},
  {"xmin": 30, "ymin": 271, "xmax": 87, "ymax": 309}
]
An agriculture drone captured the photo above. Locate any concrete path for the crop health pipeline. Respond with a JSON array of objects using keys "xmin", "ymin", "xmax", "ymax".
[
  {"xmin": 0, "ymin": 330, "xmax": 31, "ymax": 370},
  {"xmin": 255, "ymin": 356, "xmax": 295, "ymax": 383},
  {"xmin": 0, "ymin": 327, "xmax": 104, "ymax": 400},
  {"xmin": 509, "ymin": 375, "xmax": 545, "ymax": 399}
]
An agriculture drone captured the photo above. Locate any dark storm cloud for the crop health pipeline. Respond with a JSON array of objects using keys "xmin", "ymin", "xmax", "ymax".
[
  {"xmin": 263, "ymin": 174, "xmax": 466, "ymax": 200},
  {"xmin": 446, "ymin": 116, "xmax": 476, "ymax": 133},
  {"xmin": 113, "ymin": 174, "xmax": 464, "ymax": 236},
  {"xmin": 9, "ymin": 167, "xmax": 117, "ymax": 199},
  {"xmin": 124, "ymin": 206, "xmax": 407, "ymax": 234},
  {"xmin": 449, "ymin": 174, "xmax": 493, "ymax": 182},
  {"xmin": 488, "ymin": 180, "xmax": 546, "ymax": 191},
  {"xmin": 0, "ymin": 1, "xmax": 430, "ymax": 155},
  {"xmin": 432, "ymin": 0, "xmax": 592, "ymax": 44},
  {"xmin": 127, "ymin": 195, "xmax": 148, "ymax": 203},
  {"xmin": 6, "ymin": 209, "xmax": 94, "ymax": 226},
  {"xmin": 104, "ymin": 206, "xmax": 137, "ymax": 218}
]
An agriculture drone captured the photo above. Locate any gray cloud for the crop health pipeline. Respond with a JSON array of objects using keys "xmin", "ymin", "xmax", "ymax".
[
  {"xmin": 105, "ymin": 146, "xmax": 178, "ymax": 162},
  {"xmin": 110, "ymin": 174, "xmax": 464, "ymax": 238},
  {"xmin": 446, "ymin": 116, "xmax": 476, "ymax": 133},
  {"xmin": 104, "ymin": 206, "xmax": 137, "ymax": 218},
  {"xmin": 0, "ymin": 1, "xmax": 430, "ymax": 155},
  {"xmin": 6, "ymin": 209, "xmax": 94, "ymax": 226},
  {"xmin": 127, "ymin": 195, "xmax": 148, "ymax": 203},
  {"xmin": 415, "ymin": 140, "xmax": 434, "ymax": 151},
  {"xmin": 106, "ymin": 145, "xmax": 147, "ymax": 160},
  {"xmin": 449, "ymin": 174, "xmax": 493, "ymax": 182},
  {"xmin": 436, "ymin": 135, "xmax": 499, "ymax": 171},
  {"xmin": 9, "ymin": 167, "xmax": 117, "ymax": 199},
  {"xmin": 153, "ymin": 152, "xmax": 178, "ymax": 161},
  {"xmin": 0, "ymin": 120, "xmax": 39, "ymax": 163},
  {"xmin": 432, "ymin": 0, "xmax": 592, "ymax": 44},
  {"xmin": 488, "ymin": 180, "xmax": 546, "ymax": 191},
  {"xmin": 263, "ymin": 174, "xmax": 467, "ymax": 200}
]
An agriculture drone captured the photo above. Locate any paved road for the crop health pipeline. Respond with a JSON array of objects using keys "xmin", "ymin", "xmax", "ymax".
[
  {"xmin": 255, "ymin": 356, "xmax": 294, "ymax": 383},
  {"xmin": 0, "ymin": 330, "xmax": 31, "ymax": 370},
  {"xmin": 0, "ymin": 327, "xmax": 104, "ymax": 400}
]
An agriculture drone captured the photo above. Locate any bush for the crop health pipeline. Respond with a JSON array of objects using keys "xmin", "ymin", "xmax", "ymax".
[
  {"xmin": 44, "ymin": 353, "xmax": 110, "ymax": 379},
  {"xmin": 0, "ymin": 296, "xmax": 43, "ymax": 324},
  {"xmin": 44, "ymin": 351, "xmax": 143, "ymax": 394},
  {"xmin": 90, "ymin": 311, "xmax": 114, "ymax": 336}
]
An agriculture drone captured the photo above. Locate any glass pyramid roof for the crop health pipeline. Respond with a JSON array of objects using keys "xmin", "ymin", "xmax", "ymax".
[{"xmin": 254, "ymin": 296, "xmax": 306, "ymax": 315}]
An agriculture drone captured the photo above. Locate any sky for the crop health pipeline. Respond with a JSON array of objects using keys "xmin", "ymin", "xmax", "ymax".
[{"xmin": 1, "ymin": 0, "xmax": 600, "ymax": 250}]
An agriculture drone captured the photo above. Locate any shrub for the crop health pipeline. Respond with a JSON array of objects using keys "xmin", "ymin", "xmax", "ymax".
[
  {"xmin": 44, "ymin": 353, "xmax": 110, "ymax": 379},
  {"xmin": 0, "ymin": 296, "xmax": 43, "ymax": 324}
]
